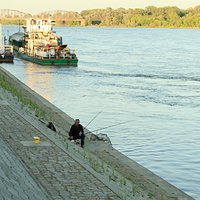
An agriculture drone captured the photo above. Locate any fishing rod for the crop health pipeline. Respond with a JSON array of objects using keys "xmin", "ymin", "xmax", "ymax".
[
  {"xmin": 40, "ymin": 110, "xmax": 103, "ymax": 133},
  {"xmin": 84, "ymin": 119, "xmax": 134, "ymax": 134},
  {"xmin": 84, "ymin": 110, "xmax": 102, "ymax": 130}
]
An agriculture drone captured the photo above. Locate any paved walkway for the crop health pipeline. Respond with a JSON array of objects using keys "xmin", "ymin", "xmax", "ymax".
[
  {"xmin": 0, "ymin": 137, "xmax": 50, "ymax": 200},
  {"xmin": 0, "ymin": 97, "xmax": 120, "ymax": 199}
]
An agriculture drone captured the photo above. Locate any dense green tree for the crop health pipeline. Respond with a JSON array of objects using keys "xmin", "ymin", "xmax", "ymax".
[
  {"xmin": 80, "ymin": 6, "xmax": 200, "ymax": 28},
  {"xmin": 1, "ymin": 6, "xmax": 200, "ymax": 28}
]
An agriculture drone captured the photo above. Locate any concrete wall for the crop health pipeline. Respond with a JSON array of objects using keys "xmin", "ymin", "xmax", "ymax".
[{"xmin": 0, "ymin": 66, "xmax": 194, "ymax": 200}]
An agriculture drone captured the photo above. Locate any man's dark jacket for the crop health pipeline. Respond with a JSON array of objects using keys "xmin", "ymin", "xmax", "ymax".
[{"xmin": 69, "ymin": 124, "xmax": 84, "ymax": 140}]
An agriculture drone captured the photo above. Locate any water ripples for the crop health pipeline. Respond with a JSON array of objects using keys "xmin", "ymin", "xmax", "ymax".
[{"xmin": 2, "ymin": 26, "xmax": 200, "ymax": 199}]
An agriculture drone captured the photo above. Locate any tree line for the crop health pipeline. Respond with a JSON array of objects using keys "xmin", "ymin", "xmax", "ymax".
[
  {"xmin": 1, "ymin": 5, "xmax": 200, "ymax": 28},
  {"xmin": 80, "ymin": 6, "xmax": 200, "ymax": 28}
]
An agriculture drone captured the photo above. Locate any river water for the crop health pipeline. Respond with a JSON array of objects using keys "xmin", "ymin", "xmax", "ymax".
[{"xmin": 1, "ymin": 26, "xmax": 200, "ymax": 199}]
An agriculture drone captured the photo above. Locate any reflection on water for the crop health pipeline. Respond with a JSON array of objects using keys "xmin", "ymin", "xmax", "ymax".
[
  {"xmin": 24, "ymin": 62, "xmax": 55, "ymax": 102},
  {"xmin": 1, "ymin": 26, "xmax": 200, "ymax": 199}
]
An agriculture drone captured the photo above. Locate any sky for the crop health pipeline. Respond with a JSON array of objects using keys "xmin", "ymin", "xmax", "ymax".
[{"xmin": 1, "ymin": 0, "xmax": 200, "ymax": 14}]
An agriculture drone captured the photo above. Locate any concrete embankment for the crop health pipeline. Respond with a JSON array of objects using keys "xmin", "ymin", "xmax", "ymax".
[{"xmin": 0, "ymin": 66, "xmax": 194, "ymax": 200}]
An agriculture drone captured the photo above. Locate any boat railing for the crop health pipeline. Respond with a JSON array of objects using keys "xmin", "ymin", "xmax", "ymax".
[{"xmin": 0, "ymin": 45, "xmax": 13, "ymax": 53}]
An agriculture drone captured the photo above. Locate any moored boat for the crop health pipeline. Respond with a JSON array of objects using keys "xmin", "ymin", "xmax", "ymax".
[
  {"xmin": 0, "ymin": 24, "xmax": 14, "ymax": 63},
  {"xmin": 0, "ymin": 45, "xmax": 14, "ymax": 63},
  {"xmin": 9, "ymin": 18, "xmax": 78, "ymax": 66}
]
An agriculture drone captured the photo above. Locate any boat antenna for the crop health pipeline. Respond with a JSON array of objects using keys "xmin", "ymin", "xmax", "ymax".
[
  {"xmin": 84, "ymin": 119, "xmax": 134, "ymax": 134},
  {"xmin": 84, "ymin": 110, "xmax": 103, "ymax": 130},
  {"xmin": 6, "ymin": 30, "xmax": 9, "ymax": 45}
]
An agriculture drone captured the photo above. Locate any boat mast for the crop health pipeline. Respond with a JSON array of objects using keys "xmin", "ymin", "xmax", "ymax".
[
  {"xmin": 0, "ymin": 24, "xmax": 3, "ymax": 46},
  {"xmin": 18, "ymin": 20, "xmax": 21, "ymax": 32}
]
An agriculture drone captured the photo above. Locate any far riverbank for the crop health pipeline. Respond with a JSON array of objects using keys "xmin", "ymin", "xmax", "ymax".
[{"xmin": 1, "ymin": 19, "xmax": 200, "ymax": 30}]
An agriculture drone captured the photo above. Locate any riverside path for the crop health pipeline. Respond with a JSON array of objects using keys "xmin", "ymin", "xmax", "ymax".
[{"xmin": 0, "ymin": 90, "xmax": 121, "ymax": 200}]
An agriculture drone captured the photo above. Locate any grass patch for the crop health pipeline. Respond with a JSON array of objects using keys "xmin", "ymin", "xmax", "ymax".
[{"xmin": 0, "ymin": 74, "xmax": 46, "ymax": 119}]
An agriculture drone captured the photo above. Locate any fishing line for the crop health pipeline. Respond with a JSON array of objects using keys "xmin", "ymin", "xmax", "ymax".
[
  {"xmin": 84, "ymin": 110, "xmax": 103, "ymax": 130},
  {"xmin": 85, "ymin": 119, "xmax": 134, "ymax": 134}
]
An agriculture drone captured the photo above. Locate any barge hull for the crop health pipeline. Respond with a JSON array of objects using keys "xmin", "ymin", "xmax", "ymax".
[{"xmin": 16, "ymin": 52, "xmax": 78, "ymax": 66}]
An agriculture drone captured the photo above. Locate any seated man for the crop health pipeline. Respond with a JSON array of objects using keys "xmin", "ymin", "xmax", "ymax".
[{"xmin": 69, "ymin": 119, "xmax": 85, "ymax": 148}]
